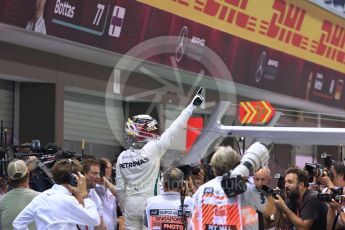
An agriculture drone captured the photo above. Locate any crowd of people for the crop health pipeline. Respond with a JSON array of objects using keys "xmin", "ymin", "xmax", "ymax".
[{"xmin": 0, "ymin": 89, "xmax": 345, "ymax": 229}]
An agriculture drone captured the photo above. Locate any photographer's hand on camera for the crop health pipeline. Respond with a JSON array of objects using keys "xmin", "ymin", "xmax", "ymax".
[
  {"xmin": 328, "ymin": 198, "xmax": 343, "ymax": 211},
  {"xmin": 221, "ymin": 173, "xmax": 248, "ymax": 197},
  {"xmin": 100, "ymin": 175, "xmax": 116, "ymax": 196},
  {"xmin": 316, "ymin": 172, "xmax": 335, "ymax": 189},
  {"xmin": 274, "ymin": 194, "xmax": 288, "ymax": 211}
]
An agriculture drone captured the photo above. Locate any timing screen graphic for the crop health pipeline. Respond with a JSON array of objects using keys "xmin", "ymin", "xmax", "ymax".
[{"xmin": 52, "ymin": 0, "xmax": 125, "ymax": 37}]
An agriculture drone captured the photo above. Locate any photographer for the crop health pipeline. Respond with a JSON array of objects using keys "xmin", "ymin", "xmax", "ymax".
[
  {"xmin": 99, "ymin": 158, "xmax": 115, "ymax": 184},
  {"xmin": 144, "ymin": 167, "xmax": 193, "ymax": 230},
  {"xmin": 95, "ymin": 158, "xmax": 118, "ymax": 230},
  {"xmin": 191, "ymin": 146, "xmax": 275, "ymax": 230},
  {"xmin": 253, "ymin": 167, "xmax": 276, "ymax": 230},
  {"xmin": 274, "ymin": 167, "xmax": 328, "ymax": 230},
  {"xmin": 254, "ymin": 167, "xmax": 272, "ymax": 189},
  {"xmin": 318, "ymin": 162, "xmax": 345, "ymax": 190},
  {"xmin": 18, "ymin": 142, "xmax": 57, "ymax": 192},
  {"xmin": 322, "ymin": 162, "xmax": 345, "ymax": 230},
  {"xmin": 178, "ymin": 162, "xmax": 205, "ymax": 196},
  {"xmin": 27, "ymin": 155, "xmax": 54, "ymax": 192},
  {"xmin": 190, "ymin": 164, "xmax": 206, "ymax": 192},
  {"xmin": 327, "ymin": 197, "xmax": 345, "ymax": 230},
  {"xmin": 13, "ymin": 159, "xmax": 100, "ymax": 229}
]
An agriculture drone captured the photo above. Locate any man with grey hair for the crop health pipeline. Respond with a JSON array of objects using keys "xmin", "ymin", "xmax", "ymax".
[
  {"xmin": 254, "ymin": 167, "xmax": 276, "ymax": 230},
  {"xmin": 144, "ymin": 167, "xmax": 193, "ymax": 230},
  {"xmin": 254, "ymin": 167, "xmax": 272, "ymax": 189},
  {"xmin": 191, "ymin": 146, "xmax": 276, "ymax": 230}
]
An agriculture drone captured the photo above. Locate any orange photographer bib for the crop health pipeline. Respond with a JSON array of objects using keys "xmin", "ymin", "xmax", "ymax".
[{"xmin": 194, "ymin": 193, "xmax": 242, "ymax": 230}]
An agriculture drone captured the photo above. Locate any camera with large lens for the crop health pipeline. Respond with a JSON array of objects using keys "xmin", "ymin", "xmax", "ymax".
[
  {"xmin": 317, "ymin": 187, "xmax": 344, "ymax": 203},
  {"xmin": 221, "ymin": 142, "xmax": 270, "ymax": 197},
  {"xmin": 304, "ymin": 163, "xmax": 325, "ymax": 182},
  {"xmin": 14, "ymin": 140, "xmax": 80, "ymax": 192},
  {"xmin": 304, "ymin": 161, "xmax": 335, "ymax": 185}
]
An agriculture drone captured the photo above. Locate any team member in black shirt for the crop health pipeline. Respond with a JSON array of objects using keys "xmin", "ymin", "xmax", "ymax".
[{"xmin": 274, "ymin": 167, "xmax": 328, "ymax": 230}]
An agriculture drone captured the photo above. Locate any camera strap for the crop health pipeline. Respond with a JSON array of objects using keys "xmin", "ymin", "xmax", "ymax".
[
  {"xmin": 154, "ymin": 173, "xmax": 160, "ymax": 196},
  {"xmin": 180, "ymin": 195, "xmax": 187, "ymax": 230},
  {"xmin": 256, "ymin": 211, "xmax": 265, "ymax": 230},
  {"xmin": 36, "ymin": 159, "xmax": 55, "ymax": 184}
]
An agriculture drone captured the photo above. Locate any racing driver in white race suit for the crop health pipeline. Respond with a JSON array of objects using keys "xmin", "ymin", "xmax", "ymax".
[{"xmin": 116, "ymin": 88, "xmax": 204, "ymax": 229}]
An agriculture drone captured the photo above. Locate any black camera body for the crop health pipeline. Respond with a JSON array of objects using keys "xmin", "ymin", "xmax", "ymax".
[
  {"xmin": 261, "ymin": 185, "xmax": 285, "ymax": 200},
  {"xmin": 275, "ymin": 173, "xmax": 285, "ymax": 190},
  {"xmin": 99, "ymin": 160, "xmax": 107, "ymax": 178},
  {"xmin": 221, "ymin": 142, "xmax": 270, "ymax": 197},
  {"xmin": 221, "ymin": 173, "xmax": 247, "ymax": 197},
  {"xmin": 179, "ymin": 164, "xmax": 201, "ymax": 179},
  {"xmin": 304, "ymin": 163, "xmax": 326, "ymax": 182},
  {"xmin": 318, "ymin": 187, "xmax": 344, "ymax": 203},
  {"xmin": 271, "ymin": 189, "xmax": 285, "ymax": 200}
]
